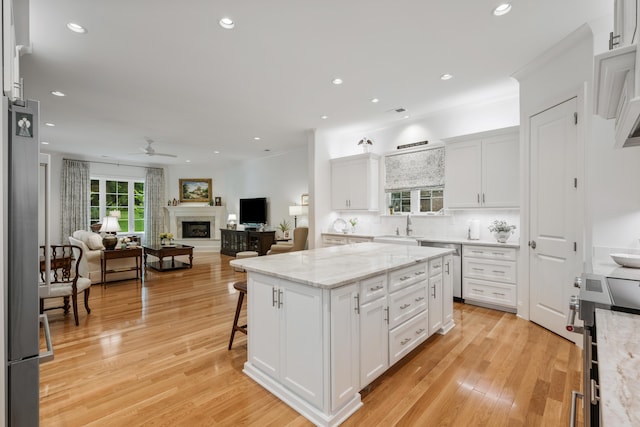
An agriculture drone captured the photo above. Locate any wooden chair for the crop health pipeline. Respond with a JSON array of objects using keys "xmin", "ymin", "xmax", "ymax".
[
  {"xmin": 228, "ymin": 280, "xmax": 247, "ymax": 349},
  {"xmin": 39, "ymin": 244, "xmax": 92, "ymax": 326}
]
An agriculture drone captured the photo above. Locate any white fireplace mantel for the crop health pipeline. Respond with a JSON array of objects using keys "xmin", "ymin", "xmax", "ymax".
[{"xmin": 164, "ymin": 206, "xmax": 227, "ymax": 241}]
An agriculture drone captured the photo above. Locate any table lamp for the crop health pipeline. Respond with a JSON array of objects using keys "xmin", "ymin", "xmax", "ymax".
[
  {"xmin": 288, "ymin": 205, "xmax": 308, "ymax": 228},
  {"xmin": 227, "ymin": 213, "xmax": 237, "ymax": 230},
  {"xmin": 100, "ymin": 216, "xmax": 121, "ymax": 250}
]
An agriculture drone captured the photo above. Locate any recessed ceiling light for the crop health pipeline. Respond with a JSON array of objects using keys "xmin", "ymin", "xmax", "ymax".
[
  {"xmin": 254, "ymin": 136, "xmax": 261, "ymax": 141},
  {"xmin": 440, "ymin": 73, "xmax": 453, "ymax": 80},
  {"xmin": 51, "ymin": 91, "xmax": 65, "ymax": 97},
  {"xmin": 321, "ymin": 115, "xmax": 328, "ymax": 120},
  {"xmin": 371, "ymin": 98, "xmax": 379, "ymax": 103},
  {"xmin": 185, "ymin": 160, "xmax": 191, "ymax": 163},
  {"xmin": 492, "ymin": 3, "xmax": 512, "ymax": 16},
  {"xmin": 66, "ymin": 22, "xmax": 87, "ymax": 34},
  {"xmin": 41, "ymin": 141, "xmax": 49, "ymax": 145},
  {"xmin": 332, "ymin": 78, "xmax": 343, "ymax": 85},
  {"xmin": 403, "ymin": 115, "xmax": 410, "ymax": 119},
  {"xmin": 45, "ymin": 122, "xmax": 55, "ymax": 127},
  {"xmin": 214, "ymin": 150, "xmax": 220, "ymax": 154},
  {"xmin": 219, "ymin": 17, "xmax": 235, "ymax": 29}
]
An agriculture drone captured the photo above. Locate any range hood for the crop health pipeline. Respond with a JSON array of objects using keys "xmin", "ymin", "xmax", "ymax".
[{"xmin": 594, "ymin": 44, "xmax": 640, "ymax": 148}]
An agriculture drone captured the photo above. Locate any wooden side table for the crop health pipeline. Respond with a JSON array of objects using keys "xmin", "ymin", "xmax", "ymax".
[
  {"xmin": 101, "ymin": 247, "xmax": 142, "ymax": 286},
  {"xmin": 143, "ymin": 244, "xmax": 194, "ymax": 271}
]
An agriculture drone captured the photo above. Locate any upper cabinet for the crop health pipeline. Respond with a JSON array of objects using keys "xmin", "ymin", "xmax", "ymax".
[
  {"xmin": 444, "ymin": 127, "xmax": 519, "ymax": 209},
  {"xmin": 594, "ymin": 0, "xmax": 640, "ymax": 148},
  {"xmin": 331, "ymin": 153, "xmax": 379, "ymax": 211}
]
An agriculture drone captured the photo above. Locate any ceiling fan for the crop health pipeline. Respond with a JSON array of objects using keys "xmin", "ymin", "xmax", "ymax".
[{"xmin": 133, "ymin": 137, "xmax": 177, "ymax": 158}]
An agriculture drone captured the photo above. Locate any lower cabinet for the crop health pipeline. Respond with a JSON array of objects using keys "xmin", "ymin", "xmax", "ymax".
[
  {"xmin": 359, "ymin": 296, "xmax": 389, "ymax": 388},
  {"xmin": 248, "ymin": 273, "xmax": 325, "ymax": 408},
  {"xmin": 321, "ymin": 233, "xmax": 374, "ymax": 247},
  {"xmin": 462, "ymin": 245, "xmax": 517, "ymax": 312},
  {"xmin": 443, "ymin": 254, "xmax": 454, "ymax": 327}
]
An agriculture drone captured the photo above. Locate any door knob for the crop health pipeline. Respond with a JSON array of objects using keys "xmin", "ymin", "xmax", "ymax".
[{"xmin": 529, "ymin": 240, "xmax": 536, "ymax": 249}]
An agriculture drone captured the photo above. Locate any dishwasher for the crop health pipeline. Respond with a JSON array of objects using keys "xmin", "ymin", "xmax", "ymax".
[{"xmin": 420, "ymin": 241, "xmax": 462, "ymax": 301}]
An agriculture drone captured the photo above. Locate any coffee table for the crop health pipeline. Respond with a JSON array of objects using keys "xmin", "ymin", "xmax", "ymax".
[{"xmin": 143, "ymin": 244, "xmax": 194, "ymax": 272}]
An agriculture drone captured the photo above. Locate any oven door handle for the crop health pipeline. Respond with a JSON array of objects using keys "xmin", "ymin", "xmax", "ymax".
[
  {"xmin": 565, "ymin": 296, "xmax": 584, "ymax": 334},
  {"xmin": 569, "ymin": 390, "xmax": 583, "ymax": 427}
]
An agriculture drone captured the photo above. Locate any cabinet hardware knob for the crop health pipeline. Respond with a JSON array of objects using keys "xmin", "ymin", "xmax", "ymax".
[{"xmin": 400, "ymin": 338, "xmax": 411, "ymax": 345}]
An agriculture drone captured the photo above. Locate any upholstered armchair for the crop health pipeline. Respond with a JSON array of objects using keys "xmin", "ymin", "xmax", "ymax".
[{"xmin": 267, "ymin": 227, "xmax": 308, "ymax": 255}]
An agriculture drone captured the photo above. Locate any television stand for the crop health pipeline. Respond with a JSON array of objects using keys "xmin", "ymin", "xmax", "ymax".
[{"xmin": 220, "ymin": 229, "xmax": 276, "ymax": 256}]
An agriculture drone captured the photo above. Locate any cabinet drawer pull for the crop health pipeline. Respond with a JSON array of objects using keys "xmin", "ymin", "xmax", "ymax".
[
  {"xmin": 471, "ymin": 250, "xmax": 482, "ymax": 254},
  {"xmin": 400, "ymin": 303, "xmax": 411, "ymax": 310},
  {"xmin": 492, "ymin": 270, "xmax": 505, "ymax": 274},
  {"xmin": 414, "ymin": 296, "xmax": 425, "ymax": 302},
  {"xmin": 369, "ymin": 285, "xmax": 383, "ymax": 291},
  {"xmin": 492, "ymin": 252, "xmax": 504, "ymax": 256},
  {"xmin": 432, "ymin": 264, "xmax": 441, "ymax": 269},
  {"xmin": 472, "ymin": 288, "xmax": 484, "ymax": 292},
  {"xmin": 493, "ymin": 292, "xmax": 505, "ymax": 296},
  {"xmin": 272, "ymin": 287, "xmax": 277, "ymax": 307},
  {"xmin": 278, "ymin": 289, "xmax": 283, "ymax": 308},
  {"xmin": 400, "ymin": 338, "xmax": 411, "ymax": 346},
  {"xmin": 414, "ymin": 271, "xmax": 425, "ymax": 276},
  {"xmin": 472, "ymin": 267, "xmax": 484, "ymax": 271},
  {"xmin": 354, "ymin": 294, "xmax": 360, "ymax": 314},
  {"xmin": 415, "ymin": 328, "xmax": 425, "ymax": 335},
  {"xmin": 399, "ymin": 276, "xmax": 411, "ymax": 281}
]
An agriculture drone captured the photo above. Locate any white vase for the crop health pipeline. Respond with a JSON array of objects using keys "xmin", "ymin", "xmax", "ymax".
[{"xmin": 493, "ymin": 231, "xmax": 512, "ymax": 243}]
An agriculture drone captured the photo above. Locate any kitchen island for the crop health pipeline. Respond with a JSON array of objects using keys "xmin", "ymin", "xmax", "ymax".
[{"xmin": 230, "ymin": 242, "xmax": 454, "ymax": 426}]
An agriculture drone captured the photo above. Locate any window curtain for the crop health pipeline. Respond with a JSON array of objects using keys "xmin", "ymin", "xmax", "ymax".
[
  {"xmin": 384, "ymin": 147, "xmax": 445, "ymax": 191},
  {"xmin": 60, "ymin": 159, "xmax": 90, "ymax": 242},
  {"xmin": 144, "ymin": 167, "xmax": 165, "ymax": 245}
]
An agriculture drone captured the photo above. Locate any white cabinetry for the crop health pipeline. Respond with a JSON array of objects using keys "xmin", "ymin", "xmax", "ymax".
[
  {"xmin": 444, "ymin": 128, "xmax": 519, "ymax": 208},
  {"xmin": 330, "ymin": 284, "xmax": 359, "ymax": 412},
  {"xmin": 428, "ymin": 258, "xmax": 443, "ymax": 335},
  {"xmin": 331, "ymin": 153, "xmax": 379, "ymax": 211},
  {"xmin": 614, "ymin": 0, "xmax": 639, "ymax": 47},
  {"xmin": 443, "ymin": 254, "xmax": 454, "ymax": 328},
  {"xmin": 462, "ymin": 245, "xmax": 517, "ymax": 312},
  {"xmin": 321, "ymin": 233, "xmax": 374, "ymax": 247},
  {"xmin": 248, "ymin": 274, "xmax": 325, "ymax": 408}
]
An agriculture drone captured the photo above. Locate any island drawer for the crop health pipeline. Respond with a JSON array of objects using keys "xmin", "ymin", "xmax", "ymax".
[
  {"xmin": 359, "ymin": 274, "xmax": 387, "ymax": 304},
  {"xmin": 322, "ymin": 234, "xmax": 348, "ymax": 247},
  {"xmin": 463, "ymin": 277, "xmax": 516, "ymax": 308},
  {"xmin": 388, "ymin": 262, "xmax": 428, "ymax": 292},
  {"xmin": 429, "ymin": 257, "xmax": 443, "ymax": 277},
  {"xmin": 463, "ymin": 245, "xmax": 516, "ymax": 261},
  {"xmin": 389, "ymin": 311, "xmax": 428, "ymax": 366},
  {"xmin": 388, "ymin": 283, "xmax": 427, "ymax": 329}
]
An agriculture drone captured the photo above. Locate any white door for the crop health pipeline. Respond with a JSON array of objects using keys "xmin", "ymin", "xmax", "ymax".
[
  {"xmin": 330, "ymin": 284, "xmax": 359, "ymax": 411},
  {"xmin": 248, "ymin": 275, "xmax": 280, "ymax": 379},
  {"xmin": 529, "ymin": 97, "xmax": 579, "ymax": 342},
  {"xmin": 428, "ymin": 275, "xmax": 443, "ymax": 335}
]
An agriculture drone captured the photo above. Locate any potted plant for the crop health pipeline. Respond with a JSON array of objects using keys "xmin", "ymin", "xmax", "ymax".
[
  {"xmin": 278, "ymin": 219, "xmax": 291, "ymax": 239},
  {"xmin": 348, "ymin": 217, "xmax": 358, "ymax": 233},
  {"xmin": 159, "ymin": 232, "xmax": 174, "ymax": 245},
  {"xmin": 488, "ymin": 220, "xmax": 516, "ymax": 243}
]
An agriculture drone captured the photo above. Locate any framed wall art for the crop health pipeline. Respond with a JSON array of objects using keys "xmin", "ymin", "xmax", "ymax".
[
  {"xmin": 179, "ymin": 178, "xmax": 212, "ymax": 203},
  {"xmin": 301, "ymin": 193, "xmax": 309, "ymax": 206}
]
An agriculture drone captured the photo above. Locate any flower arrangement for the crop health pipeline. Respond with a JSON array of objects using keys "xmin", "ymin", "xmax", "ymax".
[
  {"xmin": 488, "ymin": 220, "xmax": 516, "ymax": 233},
  {"xmin": 348, "ymin": 218, "xmax": 358, "ymax": 227},
  {"xmin": 159, "ymin": 232, "xmax": 174, "ymax": 240},
  {"xmin": 278, "ymin": 219, "xmax": 291, "ymax": 232},
  {"xmin": 488, "ymin": 220, "xmax": 516, "ymax": 243}
]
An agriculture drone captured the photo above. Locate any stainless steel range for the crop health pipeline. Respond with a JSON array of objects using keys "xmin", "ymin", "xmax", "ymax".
[{"xmin": 566, "ymin": 273, "xmax": 640, "ymax": 427}]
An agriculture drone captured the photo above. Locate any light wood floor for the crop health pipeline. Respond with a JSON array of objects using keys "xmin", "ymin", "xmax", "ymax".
[{"xmin": 40, "ymin": 252, "xmax": 583, "ymax": 426}]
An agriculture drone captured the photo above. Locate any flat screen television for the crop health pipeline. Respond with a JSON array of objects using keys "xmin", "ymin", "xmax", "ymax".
[{"xmin": 239, "ymin": 197, "xmax": 268, "ymax": 225}]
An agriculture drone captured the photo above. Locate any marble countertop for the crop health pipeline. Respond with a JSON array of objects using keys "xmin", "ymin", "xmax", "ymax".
[
  {"xmin": 595, "ymin": 309, "xmax": 640, "ymax": 426},
  {"xmin": 320, "ymin": 232, "xmax": 520, "ymax": 248},
  {"xmin": 230, "ymin": 242, "xmax": 454, "ymax": 289},
  {"xmin": 591, "ymin": 259, "xmax": 640, "ymax": 281}
]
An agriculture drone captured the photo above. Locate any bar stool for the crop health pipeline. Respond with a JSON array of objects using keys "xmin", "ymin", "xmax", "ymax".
[{"xmin": 228, "ymin": 280, "xmax": 248, "ymax": 350}]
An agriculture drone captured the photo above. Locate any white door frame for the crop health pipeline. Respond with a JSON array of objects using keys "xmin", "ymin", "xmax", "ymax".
[{"xmin": 517, "ymin": 83, "xmax": 588, "ymax": 330}]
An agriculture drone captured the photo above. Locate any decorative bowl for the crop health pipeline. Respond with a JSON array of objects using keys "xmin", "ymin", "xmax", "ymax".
[
  {"xmin": 610, "ymin": 253, "xmax": 640, "ymax": 268},
  {"xmin": 493, "ymin": 231, "xmax": 512, "ymax": 243}
]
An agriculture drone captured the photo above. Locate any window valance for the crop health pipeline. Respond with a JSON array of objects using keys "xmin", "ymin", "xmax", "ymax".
[{"xmin": 384, "ymin": 146, "xmax": 445, "ymax": 191}]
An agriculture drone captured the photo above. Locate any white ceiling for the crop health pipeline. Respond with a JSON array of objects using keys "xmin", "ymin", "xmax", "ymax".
[{"xmin": 21, "ymin": 0, "xmax": 612, "ymax": 166}]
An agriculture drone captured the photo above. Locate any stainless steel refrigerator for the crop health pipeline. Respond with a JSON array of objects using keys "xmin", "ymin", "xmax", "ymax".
[{"xmin": 3, "ymin": 97, "xmax": 41, "ymax": 426}]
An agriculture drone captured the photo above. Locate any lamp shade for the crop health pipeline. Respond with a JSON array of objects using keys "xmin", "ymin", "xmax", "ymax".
[
  {"xmin": 289, "ymin": 205, "xmax": 308, "ymax": 216},
  {"xmin": 100, "ymin": 216, "xmax": 121, "ymax": 233},
  {"xmin": 227, "ymin": 213, "xmax": 237, "ymax": 222},
  {"xmin": 109, "ymin": 210, "xmax": 121, "ymax": 218}
]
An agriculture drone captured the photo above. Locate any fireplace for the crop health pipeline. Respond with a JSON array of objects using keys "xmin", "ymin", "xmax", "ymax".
[{"xmin": 182, "ymin": 221, "xmax": 211, "ymax": 239}]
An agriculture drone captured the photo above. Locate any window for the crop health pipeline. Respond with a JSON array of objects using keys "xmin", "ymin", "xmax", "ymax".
[
  {"xmin": 91, "ymin": 178, "xmax": 145, "ymax": 233},
  {"xmin": 388, "ymin": 187, "xmax": 444, "ymax": 214}
]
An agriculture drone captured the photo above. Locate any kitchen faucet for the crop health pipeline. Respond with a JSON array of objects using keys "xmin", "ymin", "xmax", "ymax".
[{"xmin": 406, "ymin": 214, "xmax": 412, "ymax": 236}]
